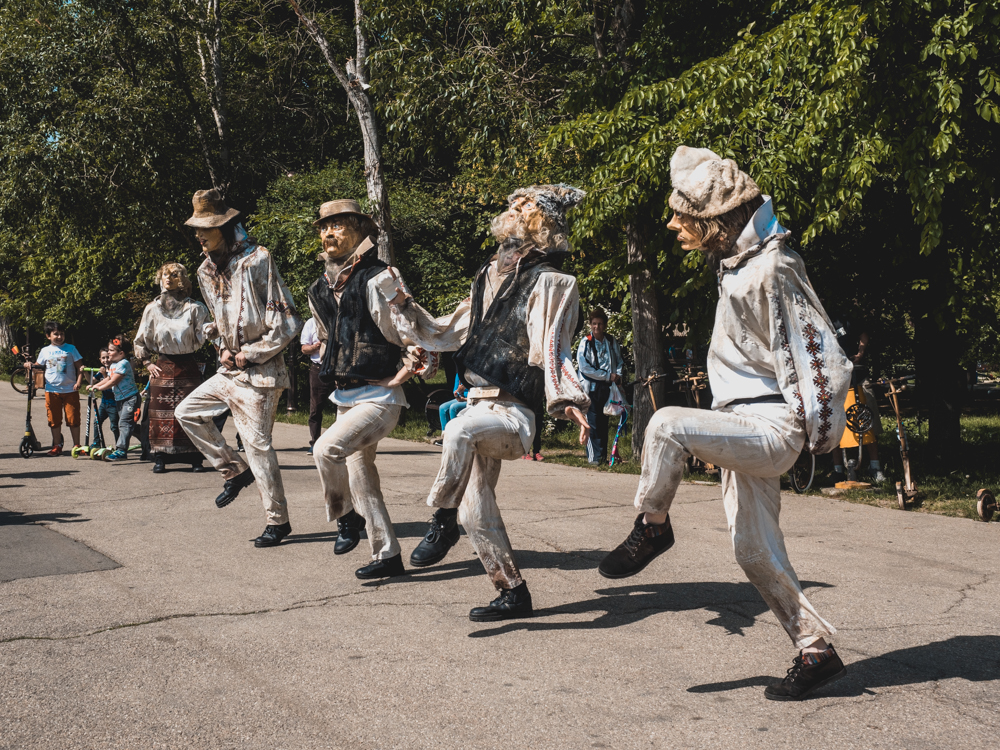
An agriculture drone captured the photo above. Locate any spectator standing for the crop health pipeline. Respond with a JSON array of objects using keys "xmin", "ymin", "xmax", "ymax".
[
  {"xmin": 301, "ymin": 316, "xmax": 334, "ymax": 455},
  {"xmin": 576, "ymin": 309, "xmax": 625, "ymax": 465},
  {"xmin": 32, "ymin": 320, "xmax": 84, "ymax": 455}
]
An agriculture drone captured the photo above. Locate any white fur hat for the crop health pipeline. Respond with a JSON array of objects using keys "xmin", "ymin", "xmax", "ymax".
[{"xmin": 668, "ymin": 146, "xmax": 760, "ymax": 218}]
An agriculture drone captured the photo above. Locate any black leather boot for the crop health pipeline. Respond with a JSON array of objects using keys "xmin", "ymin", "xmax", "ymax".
[
  {"xmin": 598, "ymin": 513, "xmax": 674, "ymax": 579},
  {"xmin": 254, "ymin": 521, "xmax": 292, "ymax": 548},
  {"xmin": 152, "ymin": 454, "xmax": 166, "ymax": 474},
  {"xmin": 409, "ymin": 507, "xmax": 460, "ymax": 567},
  {"xmin": 334, "ymin": 510, "xmax": 366, "ymax": 555},
  {"xmin": 215, "ymin": 468, "xmax": 255, "ymax": 509},
  {"xmin": 355, "ymin": 553, "xmax": 405, "ymax": 579},
  {"xmin": 469, "ymin": 581, "xmax": 533, "ymax": 622}
]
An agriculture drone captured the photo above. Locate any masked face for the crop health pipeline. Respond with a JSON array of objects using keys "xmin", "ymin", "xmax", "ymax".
[
  {"xmin": 667, "ymin": 212, "xmax": 703, "ymax": 252},
  {"xmin": 162, "ymin": 265, "xmax": 185, "ymax": 292},
  {"xmin": 318, "ymin": 217, "xmax": 364, "ymax": 260},
  {"xmin": 194, "ymin": 227, "xmax": 226, "ymax": 255}
]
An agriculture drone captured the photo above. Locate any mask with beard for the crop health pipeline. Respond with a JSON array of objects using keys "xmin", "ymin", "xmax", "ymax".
[{"xmin": 317, "ymin": 227, "xmax": 365, "ymax": 286}]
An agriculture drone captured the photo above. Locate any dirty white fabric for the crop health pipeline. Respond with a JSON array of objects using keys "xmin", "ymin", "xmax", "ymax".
[
  {"xmin": 134, "ymin": 295, "xmax": 212, "ymax": 359},
  {"xmin": 175, "ymin": 375, "xmax": 288, "ymax": 526},
  {"xmin": 708, "ymin": 197, "xmax": 851, "ymax": 455},
  {"xmin": 313, "ymin": 402, "xmax": 402, "ymax": 560},
  {"xmin": 428, "ymin": 399, "xmax": 535, "ymax": 590},
  {"xmin": 634, "ymin": 201, "xmax": 848, "ymax": 649},
  {"xmin": 635, "ymin": 403, "xmax": 835, "ymax": 649},
  {"xmin": 390, "ymin": 258, "xmax": 590, "ymax": 421},
  {"xmin": 197, "ymin": 244, "xmax": 303, "ymax": 390},
  {"xmin": 390, "ymin": 258, "xmax": 589, "ymax": 591}
]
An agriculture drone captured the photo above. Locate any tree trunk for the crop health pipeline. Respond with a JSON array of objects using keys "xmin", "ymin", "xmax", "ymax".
[
  {"xmin": 0, "ymin": 316, "xmax": 16, "ymax": 353},
  {"xmin": 289, "ymin": 0, "xmax": 395, "ymax": 264},
  {"xmin": 196, "ymin": 0, "xmax": 230, "ymax": 188},
  {"xmin": 627, "ymin": 221, "xmax": 669, "ymax": 460},
  {"xmin": 914, "ymin": 249, "xmax": 963, "ymax": 461}
]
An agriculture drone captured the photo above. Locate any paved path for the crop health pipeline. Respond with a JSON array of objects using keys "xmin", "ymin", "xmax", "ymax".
[{"xmin": 1, "ymin": 385, "xmax": 998, "ymax": 749}]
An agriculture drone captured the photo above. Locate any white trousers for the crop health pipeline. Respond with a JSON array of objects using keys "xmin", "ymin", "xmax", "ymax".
[
  {"xmin": 175, "ymin": 373, "xmax": 288, "ymax": 525},
  {"xmin": 313, "ymin": 402, "xmax": 402, "ymax": 561},
  {"xmin": 636, "ymin": 403, "xmax": 836, "ymax": 649},
  {"xmin": 427, "ymin": 400, "xmax": 534, "ymax": 590}
]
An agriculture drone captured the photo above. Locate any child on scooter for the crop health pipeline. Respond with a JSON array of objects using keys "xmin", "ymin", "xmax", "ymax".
[
  {"xmin": 94, "ymin": 347, "xmax": 120, "ymax": 448},
  {"xmin": 30, "ymin": 320, "xmax": 84, "ymax": 456},
  {"xmin": 90, "ymin": 336, "xmax": 139, "ymax": 462}
]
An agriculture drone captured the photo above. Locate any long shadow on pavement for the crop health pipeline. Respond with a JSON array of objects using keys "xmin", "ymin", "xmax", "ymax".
[
  {"xmin": 0, "ymin": 507, "xmax": 87, "ymax": 525},
  {"xmin": 2, "ymin": 469, "xmax": 79, "ymax": 480},
  {"xmin": 468, "ymin": 580, "xmax": 833, "ymax": 639},
  {"xmin": 687, "ymin": 635, "xmax": 1000, "ymax": 695}
]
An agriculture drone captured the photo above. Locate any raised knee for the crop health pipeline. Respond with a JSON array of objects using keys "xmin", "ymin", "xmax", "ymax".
[{"xmin": 647, "ymin": 407, "xmax": 686, "ymax": 440}]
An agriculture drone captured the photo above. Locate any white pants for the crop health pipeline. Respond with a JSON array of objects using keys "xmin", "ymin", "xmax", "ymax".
[
  {"xmin": 636, "ymin": 403, "xmax": 836, "ymax": 649},
  {"xmin": 313, "ymin": 402, "xmax": 402, "ymax": 561},
  {"xmin": 427, "ymin": 400, "xmax": 534, "ymax": 590},
  {"xmin": 175, "ymin": 373, "xmax": 288, "ymax": 526}
]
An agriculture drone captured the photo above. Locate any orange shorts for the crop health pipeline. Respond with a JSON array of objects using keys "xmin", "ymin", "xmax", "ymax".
[{"xmin": 45, "ymin": 392, "xmax": 81, "ymax": 429}]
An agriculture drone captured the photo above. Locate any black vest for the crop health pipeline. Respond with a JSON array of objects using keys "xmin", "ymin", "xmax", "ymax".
[
  {"xmin": 454, "ymin": 259, "xmax": 557, "ymax": 411},
  {"xmin": 308, "ymin": 254, "xmax": 402, "ymax": 386}
]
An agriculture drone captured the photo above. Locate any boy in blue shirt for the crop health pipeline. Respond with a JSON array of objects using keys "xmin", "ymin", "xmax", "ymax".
[
  {"xmin": 90, "ymin": 336, "xmax": 140, "ymax": 461},
  {"xmin": 94, "ymin": 347, "xmax": 120, "ymax": 448},
  {"xmin": 31, "ymin": 320, "xmax": 84, "ymax": 456}
]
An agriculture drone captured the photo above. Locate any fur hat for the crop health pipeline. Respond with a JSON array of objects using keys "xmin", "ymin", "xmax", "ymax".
[
  {"xmin": 668, "ymin": 146, "xmax": 760, "ymax": 218},
  {"xmin": 507, "ymin": 183, "xmax": 587, "ymax": 235}
]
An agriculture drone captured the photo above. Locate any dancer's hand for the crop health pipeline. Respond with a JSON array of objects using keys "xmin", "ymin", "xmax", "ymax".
[
  {"xmin": 219, "ymin": 349, "xmax": 235, "ymax": 369},
  {"xmin": 147, "ymin": 363, "xmax": 163, "ymax": 378},
  {"xmin": 565, "ymin": 406, "xmax": 590, "ymax": 445},
  {"xmin": 234, "ymin": 351, "xmax": 249, "ymax": 369}
]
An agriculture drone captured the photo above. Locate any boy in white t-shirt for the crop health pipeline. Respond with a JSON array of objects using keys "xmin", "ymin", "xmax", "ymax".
[{"xmin": 31, "ymin": 320, "xmax": 84, "ymax": 456}]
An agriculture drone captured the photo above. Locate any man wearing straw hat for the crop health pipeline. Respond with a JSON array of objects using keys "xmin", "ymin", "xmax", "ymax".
[
  {"xmin": 307, "ymin": 199, "xmax": 431, "ymax": 579},
  {"xmin": 175, "ymin": 189, "xmax": 303, "ymax": 548}
]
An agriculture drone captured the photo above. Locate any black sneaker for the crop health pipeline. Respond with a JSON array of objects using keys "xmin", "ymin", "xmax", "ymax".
[
  {"xmin": 469, "ymin": 582, "xmax": 533, "ymax": 622},
  {"xmin": 764, "ymin": 647, "xmax": 846, "ymax": 701},
  {"xmin": 215, "ymin": 468, "xmax": 255, "ymax": 508},
  {"xmin": 334, "ymin": 510, "xmax": 366, "ymax": 555},
  {"xmin": 598, "ymin": 514, "xmax": 675, "ymax": 579},
  {"xmin": 409, "ymin": 507, "xmax": 460, "ymax": 567},
  {"xmin": 254, "ymin": 522, "xmax": 292, "ymax": 548}
]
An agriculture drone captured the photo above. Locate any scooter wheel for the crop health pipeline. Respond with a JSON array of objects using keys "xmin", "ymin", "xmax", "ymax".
[
  {"xmin": 976, "ymin": 488, "xmax": 996, "ymax": 522},
  {"xmin": 92, "ymin": 448, "xmax": 108, "ymax": 460},
  {"xmin": 19, "ymin": 438, "xmax": 33, "ymax": 459},
  {"xmin": 71, "ymin": 446, "xmax": 85, "ymax": 458}
]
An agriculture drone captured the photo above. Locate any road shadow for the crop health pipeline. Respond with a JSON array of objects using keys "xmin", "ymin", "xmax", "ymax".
[
  {"xmin": 0, "ymin": 507, "xmax": 87, "ymax": 525},
  {"xmin": 468, "ymin": 580, "xmax": 832, "ymax": 639},
  {"xmin": 2, "ymin": 469, "xmax": 79, "ymax": 480},
  {"xmin": 283, "ymin": 530, "xmax": 341, "ymax": 545},
  {"xmin": 360, "ymin": 558, "xmax": 486, "ymax": 586},
  {"xmin": 687, "ymin": 635, "xmax": 1000, "ymax": 696}
]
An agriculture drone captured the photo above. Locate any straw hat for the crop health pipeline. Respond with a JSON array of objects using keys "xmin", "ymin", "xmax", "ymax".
[
  {"xmin": 313, "ymin": 199, "xmax": 374, "ymax": 229},
  {"xmin": 184, "ymin": 189, "xmax": 241, "ymax": 228}
]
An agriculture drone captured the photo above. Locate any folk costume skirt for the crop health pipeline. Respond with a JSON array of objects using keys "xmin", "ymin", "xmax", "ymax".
[{"xmin": 149, "ymin": 353, "xmax": 202, "ymax": 454}]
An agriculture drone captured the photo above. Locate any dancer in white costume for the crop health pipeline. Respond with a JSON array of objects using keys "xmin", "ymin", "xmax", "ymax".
[
  {"xmin": 598, "ymin": 147, "xmax": 852, "ymax": 701},
  {"xmin": 388, "ymin": 184, "xmax": 591, "ymax": 622}
]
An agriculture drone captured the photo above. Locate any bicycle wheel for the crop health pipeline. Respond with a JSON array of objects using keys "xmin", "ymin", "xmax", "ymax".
[
  {"xmin": 10, "ymin": 371, "xmax": 28, "ymax": 394},
  {"xmin": 789, "ymin": 450, "xmax": 815, "ymax": 494}
]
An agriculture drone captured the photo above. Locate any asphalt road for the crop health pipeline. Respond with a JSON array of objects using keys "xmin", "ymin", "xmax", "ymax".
[{"xmin": 1, "ymin": 385, "xmax": 998, "ymax": 749}]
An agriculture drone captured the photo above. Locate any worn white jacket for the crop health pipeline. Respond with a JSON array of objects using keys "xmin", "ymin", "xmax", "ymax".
[{"xmin": 709, "ymin": 198, "xmax": 851, "ymax": 454}]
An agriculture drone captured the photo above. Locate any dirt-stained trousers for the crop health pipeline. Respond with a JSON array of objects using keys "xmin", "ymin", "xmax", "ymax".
[
  {"xmin": 313, "ymin": 402, "xmax": 402, "ymax": 561},
  {"xmin": 426, "ymin": 399, "xmax": 534, "ymax": 590},
  {"xmin": 635, "ymin": 402, "xmax": 836, "ymax": 650},
  {"xmin": 175, "ymin": 373, "xmax": 288, "ymax": 525}
]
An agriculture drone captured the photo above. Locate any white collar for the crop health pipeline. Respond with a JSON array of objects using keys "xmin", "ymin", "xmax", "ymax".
[{"xmin": 733, "ymin": 195, "xmax": 786, "ymax": 256}]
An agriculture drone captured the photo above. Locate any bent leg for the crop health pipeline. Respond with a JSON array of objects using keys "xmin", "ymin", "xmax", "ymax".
[
  {"xmin": 176, "ymin": 375, "xmax": 249, "ymax": 480},
  {"xmin": 227, "ymin": 384, "xmax": 285, "ymax": 525},
  {"xmin": 635, "ymin": 405, "xmax": 802, "ymax": 515},
  {"xmin": 723, "ymin": 470, "xmax": 836, "ymax": 649},
  {"xmin": 458, "ymin": 453, "xmax": 522, "ymax": 590}
]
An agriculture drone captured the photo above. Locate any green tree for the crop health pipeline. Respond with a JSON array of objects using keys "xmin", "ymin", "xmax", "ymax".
[{"xmin": 552, "ymin": 0, "xmax": 1000, "ymax": 458}]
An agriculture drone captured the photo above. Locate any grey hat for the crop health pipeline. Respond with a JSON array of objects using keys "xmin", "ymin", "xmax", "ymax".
[
  {"xmin": 507, "ymin": 183, "xmax": 587, "ymax": 235},
  {"xmin": 668, "ymin": 146, "xmax": 760, "ymax": 218}
]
